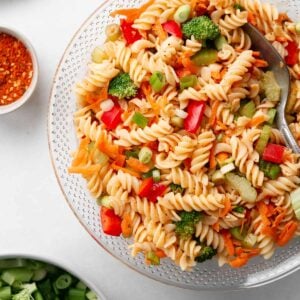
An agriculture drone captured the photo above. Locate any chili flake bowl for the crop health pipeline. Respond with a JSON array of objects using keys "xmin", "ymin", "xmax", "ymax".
[{"xmin": 0, "ymin": 25, "xmax": 38, "ymax": 115}]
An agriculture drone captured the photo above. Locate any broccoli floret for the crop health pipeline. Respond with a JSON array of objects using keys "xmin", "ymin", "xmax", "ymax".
[
  {"xmin": 195, "ymin": 245, "xmax": 217, "ymax": 263},
  {"xmin": 108, "ymin": 73, "xmax": 137, "ymax": 99},
  {"xmin": 182, "ymin": 16, "xmax": 220, "ymax": 41},
  {"xmin": 12, "ymin": 283, "xmax": 37, "ymax": 300},
  {"xmin": 175, "ymin": 211, "xmax": 203, "ymax": 240}
]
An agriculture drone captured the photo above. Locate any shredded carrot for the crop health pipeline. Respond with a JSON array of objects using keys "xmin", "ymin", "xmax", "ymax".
[
  {"xmin": 212, "ymin": 222, "xmax": 220, "ymax": 232},
  {"xmin": 209, "ymin": 100, "xmax": 219, "ymax": 127},
  {"xmin": 86, "ymin": 86, "xmax": 108, "ymax": 105},
  {"xmin": 247, "ymin": 11, "xmax": 256, "ymax": 26},
  {"xmin": 209, "ymin": 142, "xmax": 217, "ymax": 169},
  {"xmin": 155, "ymin": 249, "xmax": 167, "ymax": 258},
  {"xmin": 190, "ymin": 0, "xmax": 198, "ymax": 13},
  {"xmin": 257, "ymin": 201, "xmax": 271, "ymax": 226},
  {"xmin": 152, "ymin": 20, "xmax": 167, "ymax": 42},
  {"xmin": 71, "ymin": 138, "xmax": 90, "ymax": 166},
  {"xmin": 262, "ymin": 225, "xmax": 277, "ymax": 240},
  {"xmin": 180, "ymin": 51, "xmax": 198, "ymax": 73},
  {"xmin": 110, "ymin": 0, "xmax": 155, "ymax": 22},
  {"xmin": 277, "ymin": 221, "xmax": 298, "ymax": 246},
  {"xmin": 216, "ymin": 120, "xmax": 228, "ymax": 130},
  {"xmin": 220, "ymin": 197, "xmax": 232, "ymax": 218},
  {"xmin": 252, "ymin": 51, "xmax": 261, "ymax": 57},
  {"xmin": 246, "ymin": 115, "xmax": 267, "ymax": 128},
  {"xmin": 121, "ymin": 213, "xmax": 133, "ymax": 238},
  {"xmin": 111, "ymin": 163, "xmax": 141, "ymax": 178},
  {"xmin": 254, "ymin": 59, "xmax": 269, "ymax": 68},
  {"xmin": 216, "ymin": 152, "xmax": 229, "ymax": 163},
  {"xmin": 276, "ymin": 36, "xmax": 287, "ymax": 43},
  {"xmin": 141, "ymin": 83, "xmax": 160, "ymax": 116},
  {"xmin": 272, "ymin": 210, "xmax": 286, "ymax": 228},
  {"xmin": 229, "ymin": 256, "xmax": 248, "ymax": 268},
  {"xmin": 97, "ymin": 135, "xmax": 120, "ymax": 159},
  {"xmin": 115, "ymin": 154, "xmax": 126, "ymax": 167},
  {"xmin": 220, "ymin": 67, "xmax": 227, "ymax": 79},
  {"xmin": 68, "ymin": 164, "xmax": 102, "ymax": 175},
  {"xmin": 126, "ymin": 157, "xmax": 151, "ymax": 173},
  {"xmin": 223, "ymin": 232, "xmax": 235, "ymax": 256},
  {"xmin": 211, "ymin": 71, "xmax": 221, "ymax": 82}
]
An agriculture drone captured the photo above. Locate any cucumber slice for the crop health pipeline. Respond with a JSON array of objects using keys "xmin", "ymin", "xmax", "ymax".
[
  {"xmin": 260, "ymin": 71, "xmax": 281, "ymax": 102},
  {"xmin": 214, "ymin": 35, "xmax": 228, "ymax": 50},
  {"xmin": 241, "ymin": 233, "xmax": 257, "ymax": 248},
  {"xmin": 255, "ymin": 125, "xmax": 271, "ymax": 155},
  {"xmin": 291, "ymin": 187, "xmax": 300, "ymax": 220},
  {"xmin": 191, "ymin": 48, "xmax": 218, "ymax": 66},
  {"xmin": 225, "ymin": 173, "xmax": 257, "ymax": 203},
  {"xmin": 239, "ymin": 100, "xmax": 256, "ymax": 118},
  {"xmin": 229, "ymin": 227, "xmax": 247, "ymax": 241},
  {"xmin": 267, "ymin": 108, "xmax": 277, "ymax": 125}
]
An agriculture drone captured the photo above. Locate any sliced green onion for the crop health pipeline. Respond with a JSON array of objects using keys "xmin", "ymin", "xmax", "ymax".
[
  {"xmin": 91, "ymin": 47, "xmax": 107, "ymax": 64},
  {"xmin": 138, "ymin": 147, "xmax": 153, "ymax": 164},
  {"xmin": 179, "ymin": 75, "xmax": 197, "ymax": 91},
  {"xmin": 220, "ymin": 162, "xmax": 235, "ymax": 174},
  {"xmin": 211, "ymin": 170, "xmax": 225, "ymax": 185},
  {"xmin": 32, "ymin": 268, "xmax": 47, "ymax": 281},
  {"xmin": 170, "ymin": 183, "xmax": 184, "ymax": 194},
  {"xmin": 146, "ymin": 252, "xmax": 160, "ymax": 265},
  {"xmin": 229, "ymin": 227, "xmax": 247, "ymax": 241},
  {"xmin": 132, "ymin": 112, "xmax": 148, "ymax": 128},
  {"xmin": 255, "ymin": 125, "xmax": 271, "ymax": 155},
  {"xmin": 267, "ymin": 108, "xmax": 277, "ymax": 125},
  {"xmin": 225, "ymin": 173, "xmax": 257, "ymax": 203},
  {"xmin": 76, "ymin": 281, "xmax": 87, "ymax": 291},
  {"xmin": 105, "ymin": 24, "xmax": 121, "ymax": 41},
  {"xmin": 142, "ymin": 168, "xmax": 157, "ymax": 179},
  {"xmin": 232, "ymin": 206, "xmax": 245, "ymax": 213},
  {"xmin": 241, "ymin": 233, "xmax": 257, "ymax": 248},
  {"xmin": 152, "ymin": 169, "xmax": 161, "ymax": 182},
  {"xmin": 33, "ymin": 290, "xmax": 44, "ymax": 300},
  {"xmin": 125, "ymin": 149, "xmax": 139, "ymax": 159},
  {"xmin": 149, "ymin": 71, "xmax": 166, "ymax": 92},
  {"xmin": 0, "ymin": 286, "xmax": 11, "ymax": 300},
  {"xmin": 295, "ymin": 22, "xmax": 300, "ymax": 34},
  {"xmin": 239, "ymin": 100, "xmax": 256, "ymax": 118},
  {"xmin": 86, "ymin": 290, "xmax": 98, "ymax": 300},
  {"xmin": 174, "ymin": 5, "xmax": 191, "ymax": 23},
  {"xmin": 214, "ymin": 35, "xmax": 228, "ymax": 50},
  {"xmin": 259, "ymin": 159, "xmax": 281, "ymax": 180},
  {"xmin": 170, "ymin": 116, "xmax": 184, "ymax": 128},
  {"xmin": 98, "ymin": 196, "xmax": 112, "ymax": 208},
  {"xmin": 0, "ymin": 259, "xmax": 28, "ymax": 270},
  {"xmin": 55, "ymin": 274, "xmax": 72, "ymax": 290},
  {"xmin": 1, "ymin": 268, "xmax": 33, "ymax": 285},
  {"xmin": 67, "ymin": 288, "xmax": 86, "ymax": 300},
  {"xmin": 191, "ymin": 48, "xmax": 218, "ymax": 66}
]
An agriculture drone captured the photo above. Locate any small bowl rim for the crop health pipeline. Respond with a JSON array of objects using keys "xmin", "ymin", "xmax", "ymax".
[
  {"xmin": 0, "ymin": 25, "xmax": 39, "ymax": 115},
  {"xmin": 0, "ymin": 252, "xmax": 106, "ymax": 299}
]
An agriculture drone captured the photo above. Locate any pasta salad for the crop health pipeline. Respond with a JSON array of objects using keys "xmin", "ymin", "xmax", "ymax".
[{"xmin": 69, "ymin": 0, "xmax": 300, "ymax": 270}]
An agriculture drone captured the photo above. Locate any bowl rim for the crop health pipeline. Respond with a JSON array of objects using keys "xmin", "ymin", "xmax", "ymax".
[
  {"xmin": 0, "ymin": 252, "xmax": 106, "ymax": 299},
  {"xmin": 0, "ymin": 25, "xmax": 39, "ymax": 115},
  {"xmin": 47, "ymin": 0, "xmax": 300, "ymax": 291}
]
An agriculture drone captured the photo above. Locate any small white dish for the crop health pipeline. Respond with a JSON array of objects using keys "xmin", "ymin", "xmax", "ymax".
[{"xmin": 0, "ymin": 25, "xmax": 39, "ymax": 115}]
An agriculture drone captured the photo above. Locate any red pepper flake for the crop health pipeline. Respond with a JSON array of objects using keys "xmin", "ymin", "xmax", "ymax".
[{"xmin": 0, "ymin": 33, "xmax": 33, "ymax": 106}]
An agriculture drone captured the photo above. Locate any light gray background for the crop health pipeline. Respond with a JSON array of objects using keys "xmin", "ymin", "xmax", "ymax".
[{"xmin": 0, "ymin": 0, "xmax": 299, "ymax": 299}]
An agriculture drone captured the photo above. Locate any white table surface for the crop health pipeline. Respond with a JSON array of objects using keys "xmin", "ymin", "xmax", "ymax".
[{"xmin": 0, "ymin": 0, "xmax": 299, "ymax": 299}]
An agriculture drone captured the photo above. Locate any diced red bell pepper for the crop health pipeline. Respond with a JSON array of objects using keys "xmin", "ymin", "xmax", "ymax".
[
  {"xmin": 285, "ymin": 41, "xmax": 298, "ymax": 66},
  {"xmin": 162, "ymin": 21, "xmax": 182, "ymax": 38},
  {"xmin": 100, "ymin": 207, "xmax": 122, "ymax": 236},
  {"xmin": 138, "ymin": 178, "xmax": 167, "ymax": 203},
  {"xmin": 120, "ymin": 19, "xmax": 142, "ymax": 45},
  {"xmin": 184, "ymin": 100, "xmax": 206, "ymax": 133},
  {"xmin": 101, "ymin": 105, "xmax": 123, "ymax": 130},
  {"xmin": 262, "ymin": 143, "xmax": 285, "ymax": 164}
]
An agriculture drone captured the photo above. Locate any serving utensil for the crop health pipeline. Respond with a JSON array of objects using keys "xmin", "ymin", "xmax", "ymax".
[{"xmin": 243, "ymin": 23, "xmax": 300, "ymax": 153}]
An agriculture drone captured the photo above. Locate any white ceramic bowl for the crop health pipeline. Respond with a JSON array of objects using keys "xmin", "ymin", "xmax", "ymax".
[
  {"xmin": 0, "ymin": 253, "xmax": 106, "ymax": 300},
  {"xmin": 0, "ymin": 25, "xmax": 38, "ymax": 115}
]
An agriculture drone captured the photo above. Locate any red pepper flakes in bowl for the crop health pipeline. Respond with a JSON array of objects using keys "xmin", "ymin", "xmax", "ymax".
[{"xmin": 0, "ymin": 33, "xmax": 33, "ymax": 106}]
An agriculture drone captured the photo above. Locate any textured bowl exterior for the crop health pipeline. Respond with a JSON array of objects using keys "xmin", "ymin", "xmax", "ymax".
[{"xmin": 48, "ymin": 0, "xmax": 300, "ymax": 290}]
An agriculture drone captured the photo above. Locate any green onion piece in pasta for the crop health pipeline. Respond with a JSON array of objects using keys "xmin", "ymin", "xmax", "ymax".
[
  {"xmin": 295, "ymin": 22, "xmax": 300, "ymax": 34},
  {"xmin": 149, "ymin": 71, "xmax": 166, "ymax": 92},
  {"xmin": 125, "ymin": 149, "xmax": 140, "ymax": 159},
  {"xmin": 55, "ymin": 274, "xmax": 72, "ymax": 290},
  {"xmin": 211, "ymin": 170, "xmax": 225, "ymax": 185},
  {"xmin": 191, "ymin": 48, "xmax": 218, "ymax": 66},
  {"xmin": 214, "ymin": 35, "xmax": 228, "ymax": 50},
  {"xmin": 267, "ymin": 108, "xmax": 277, "ymax": 125},
  {"xmin": 142, "ymin": 168, "xmax": 158, "ymax": 179},
  {"xmin": 105, "ymin": 24, "xmax": 121, "ymax": 41},
  {"xmin": 255, "ymin": 125, "xmax": 271, "ymax": 155},
  {"xmin": 241, "ymin": 233, "xmax": 257, "ymax": 248},
  {"xmin": 0, "ymin": 259, "xmax": 28, "ymax": 270},
  {"xmin": 239, "ymin": 100, "xmax": 256, "ymax": 118},
  {"xmin": 232, "ymin": 206, "xmax": 245, "ymax": 213},
  {"xmin": 91, "ymin": 47, "xmax": 108, "ymax": 64},
  {"xmin": 229, "ymin": 227, "xmax": 247, "ymax": 241},
  {"xmin": 179, "ymin": 75, "xmax": 198, "ymax": 90},
  {"xmin": 139, "ymin": 147, "xmax": 153, "ymax": 164},
  {"xmin": 146, "ymin": 252, "xmax": 160, "ymax": 265},
  {"xmin": 98, "ymin": 196, "xmax": 112, "ymax": 208},
  {"xmin": 86, "ymin": 290, "xmax": 98, "ymax": 300},
  {"xmin": 152, "ymin": 169, "xmax": 161, "ymax": 182},
  {"xmin": 174, "ymin": 5, "xmax": 191, "ymax": 23},
  {"xmin": 132, "ymin": 112, "xmax": 148, "ymax": 128},
  {"xmin": 0, "ymin": 287, "xmax": 11, "ymax": 300},
  {"xmin": 170, "ymin": 116, "xmax": 184, "ymax": 128},
  {"xmin": 33, "ymin": 291, "xmax": 44, "ymax": 300},
  {"xmin": 67, "ymin": 288, "xmax": 86, "ymax": 300},
  {"xmin": 76, "ymin": 281, "xmax": 87, "ymax": 291},
  {"xmin": 32, "ymin": 268, "xmax": 47, "ymax": 282},
  {"xmin": 259, "ymin": 159, "xmax": 281, "ymax": 180},
  {"xmin": 170, "ymin": 183, "xmax": 184, "ymax": 194}
]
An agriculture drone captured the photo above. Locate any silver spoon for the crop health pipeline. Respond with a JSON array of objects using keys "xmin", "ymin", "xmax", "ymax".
[{"xmin": 243, "ymin": 23, "xmax": 300, "ymax": 153}]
